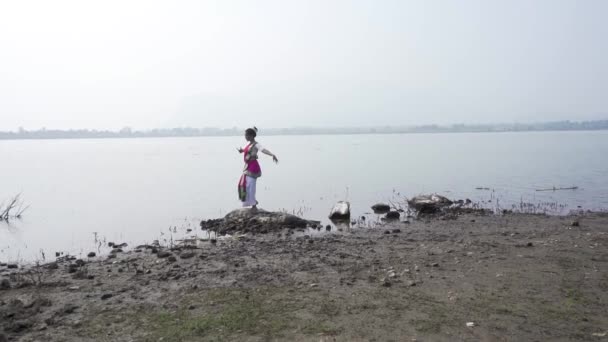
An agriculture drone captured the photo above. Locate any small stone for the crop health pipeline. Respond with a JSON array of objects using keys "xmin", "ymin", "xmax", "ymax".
[
  {"xmin": 392, "ymin": 229, "xmax": 401, "ymax": 234},
  {"xmin": 527, "ymin": 242, "xmax": 534, "ymax": 247},
  {"xmin": 407, "ymin": 280, "xmax": 417, "ymax": 287},
  {"xmin": 87, "ymin": 252, "xmax": 96, "ymax": 258},
  {"xmin": 118, "ymin": 268, "xmax": 124, "ymax": 273},
  {"xmin": 326, "ymin": 225, "xmax": 331, "ymax": 231},
  {"xmin": 180, "ymin": 252, "xmax": 195, "ymax": 259},
  {"xmin": 63, "ymin": 304, "xmax": 79, "ymax": 314},
  {"xmin": 466, "ymin": 322, "xmax": 475, "ymax": 328},
  {"xmin": 385, "ymin": 211, "xmax": 400, "ymax": 220},
  {"xmin": 145, "ymin": 270, "xmax": 152, "ymax": 274},
  {"xmin": 431, "ymin": 263, "xmax": 439, "ymax": 267},
  {"xmin": 571, "ymin": 221, "xmax": 580, "ymax": 227},
  {"xmin": 384, "ymin": 230, "xmax": 391, "ymax": 235},
  {"xmin": 381, "ymin": 278, "xmax": 392, "ymax": 287},
  {"xmin": 210, "ymin": 239, "xmax": 217, "ymax": 244},
  {"xmin": 168, "ymin": 256, "xmax": 177, "ymax": 263},
  {"xmin": 101, "ymin": 293, "xmax": 113, "ymax": 300},
  {"xmin": 7, "ymin": 264, "xmax": 18, "ymax": 269},
  {"xmin": 0, "ymin": 278, "xmax": 10, "ymax": 290},
  {"xmin": 157, "ymin": 251, "xmax": 172, "ymax": 258},
  {"xmin": 188, "ymin": 305, "xmax": 196, "ymax": 310},
  {"xmin": 136, "ymin": 269, "xmax": 144, "ymax": 275}
]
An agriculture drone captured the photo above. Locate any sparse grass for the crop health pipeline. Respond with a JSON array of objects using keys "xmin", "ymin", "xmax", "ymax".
[{"xmin": 77, "ymin": 287, "xmax": 349, "ymax": 341}]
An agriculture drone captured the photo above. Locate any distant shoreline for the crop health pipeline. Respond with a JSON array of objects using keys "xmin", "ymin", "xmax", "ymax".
[{"xmin": 2, "ymin": 119, "xmax": 608, "ymax": 141}]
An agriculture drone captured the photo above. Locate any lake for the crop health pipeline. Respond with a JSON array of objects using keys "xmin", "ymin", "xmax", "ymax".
[{"xmin": 1, "ymin": 131, "xmax": 607, "ymax": 262}]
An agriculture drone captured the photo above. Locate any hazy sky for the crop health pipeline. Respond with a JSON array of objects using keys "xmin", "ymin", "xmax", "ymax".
[{"xmin": 1, "ymin": 0, "xmax": 607, "ymax": 130}]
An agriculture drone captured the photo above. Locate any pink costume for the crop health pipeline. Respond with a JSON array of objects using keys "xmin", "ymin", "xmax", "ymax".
[{"xmin": 238, "ymin": 142, "xmax": 262, "ymax": 206}]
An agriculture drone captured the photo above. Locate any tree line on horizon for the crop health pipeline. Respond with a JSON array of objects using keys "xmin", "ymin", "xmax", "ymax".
[{"xmin": 1, "ymin": 120, "xmax": 607, "ymax": 140}]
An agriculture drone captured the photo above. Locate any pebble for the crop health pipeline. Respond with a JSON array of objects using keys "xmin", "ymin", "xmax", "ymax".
[
  {"xmin": 466, "ymin": 322, "xmax": 475, "ymax": 328},
  {"xmin": 101, "ymin": 293, "xmax": 113, "ymax": 300},
  {"xmin": 87, "ymin": 252, "xmax": 96, "ymax": 258},
  {"xmin": 407, "ymin": 280, "xmax": 417, "ymax": 287},
  {"xmin": 571, "ymin": 221, "xmax": 580, "ymax": 227},
  {"xmin": 180, "ymin": 252, "xmax": 196, "ymax": 259},
  {"xmin": 392, "ymin": 229, "xmax": 402, "ymax": 234},
  {"xmin": 157, "ymin": 251, "xmax": 172, "ymax": 258}
]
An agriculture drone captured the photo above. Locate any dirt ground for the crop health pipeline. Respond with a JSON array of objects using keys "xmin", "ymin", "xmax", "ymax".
[{"xmin": 1, "ymin": 211, "xmax": 607, "ymax": 341}]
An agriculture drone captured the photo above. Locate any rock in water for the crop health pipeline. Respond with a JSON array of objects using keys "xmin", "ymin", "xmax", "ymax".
[
  {"xmin": 329, "ymin": 201, "xmax": 351, "ymax": 221},
  {"xmin": 408, "ymin": 194, "xmax": 453, "ymax": 214},
  {"xmin": 371, "ymin": 203, "xmax": 391, "ymax": 214}
]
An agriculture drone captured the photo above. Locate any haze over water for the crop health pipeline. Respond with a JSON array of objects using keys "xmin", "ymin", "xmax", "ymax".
[{"xmin": 1, "ymin": 130, "xmax": 607, "ymax": 261}]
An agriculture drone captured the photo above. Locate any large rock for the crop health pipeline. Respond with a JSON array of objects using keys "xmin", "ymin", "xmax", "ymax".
[
  {"xmin": 201, "ymin": 208, "xmax": 319, "ymax": 235},
  {"xmin": 408, "ymin": 194, "xmax": 453, "ymax": 214},
  {"xmin": 329, "ymin": 201, "xmax": 351, "ymax": 221}
]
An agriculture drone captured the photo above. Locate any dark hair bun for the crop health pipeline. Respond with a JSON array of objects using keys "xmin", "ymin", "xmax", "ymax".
[{"xmin": 253, "ymin": 126, "xmax": 258, "ymax": 132}]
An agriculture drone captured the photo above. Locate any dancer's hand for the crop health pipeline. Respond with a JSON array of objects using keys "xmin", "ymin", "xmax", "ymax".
[
  {"xmin": 272, "ymin": 155, "xmax": 279, "ymax": 163},
  {"xmin": 237, "ymin": 147, "xmax": 244, "ymax": 153}
]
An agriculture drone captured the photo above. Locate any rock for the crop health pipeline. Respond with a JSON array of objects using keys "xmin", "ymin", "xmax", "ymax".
[
  {"xmin": 326, "ymin": 225, "xmax": 331, "ymax": 231},
  {"xmin": 386, "ymin": 211, "xmax": 400, "ymax": 220},
  {"xmin": 407, "ymin": 280, "xmax": 417, "ymax": 287},
  {"xmin": 381, "ymin": 278, "xmax": 392, "ymax": 287},
  {"xmin": 408, "ymin": 194, "xmax": 453, "ymax": 214},
  {"xmin": 431, "ymin": 263, "xmax": 439, "ymax": 267},
  {"xmin": 203, "ymin": 208, "xmax": 320, "ymax": 235},
  {"xmin": 7, "ymin": 319, "xmax": 34, "ymax": 333},
  {"xmin": 87, "ymin": 252, "xmax": 96, "ymax": 258},
  {"xmin": 107, "ymin": 254, "xmax": 117, "ymax": 259},
  {"xmin": 157, "ymin": 251, "xmax": 172, "ymax": 258},
  {"xmin": 168, "ymin": 256, "xmax": 177, "ymax": 263},
  {"xmin": 384, "ymin": 230, "xmax": 391, "ymax": 235},
  {"xmin": 392, "ymin": 229, "xmax": 401, "ymax": 234},
  {"xmin": 63, "ymin": 304, "xmax": 79, "ymax": 314},
  {"xmin": 180, "ymin": 251, "xmax": 195, "ymax": 259},
  {"xmin": 571, "ymin": 221, "xmax": 580, "ymax": 227},
  {"xmin": 101, "ymin": 293, "xmax": 113, "ymax": 300},
  {"xmin": 7, "ymin": 264, "xmax": 18, "ymax": 269},
  {"xmin": 0, "ymin": 278, "xmax": 10, "ymax": 290},
  {"xmin": 527, "ymin": 242, "xmax": 534, "ymax": 247},
  {"xmin": 329, "ymin": 201, "xmax": 351, "ymax": 221},
  {"xmin": 371, "ymin": 203, "xmax": 391, "ymax": 214}
]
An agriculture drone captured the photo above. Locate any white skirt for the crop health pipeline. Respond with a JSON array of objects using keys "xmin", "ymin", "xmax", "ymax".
[{"xmin": 242, "ymin": 176, "xmax": 258, "ymax": 207}]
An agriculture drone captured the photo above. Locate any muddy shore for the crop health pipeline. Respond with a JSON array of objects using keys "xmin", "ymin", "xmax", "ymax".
[{"xmin": 1, "ymin": 211, "xmax": 607, "ymax": 341}]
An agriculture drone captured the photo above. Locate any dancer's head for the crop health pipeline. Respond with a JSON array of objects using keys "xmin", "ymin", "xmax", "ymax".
[{"xmin": 245, "ymin": 127, "xmax": 258, "ymax": 141}]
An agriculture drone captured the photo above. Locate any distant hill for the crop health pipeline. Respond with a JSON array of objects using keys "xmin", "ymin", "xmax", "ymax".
[{"xmin": 1, "ymin": 120, "xmax": 607, "ymax": 140}]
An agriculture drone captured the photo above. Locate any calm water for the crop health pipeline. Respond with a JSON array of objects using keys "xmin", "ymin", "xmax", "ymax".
[{"xmin": 1, "ymin": 131, "xmax": 608, "ymax": 261}]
